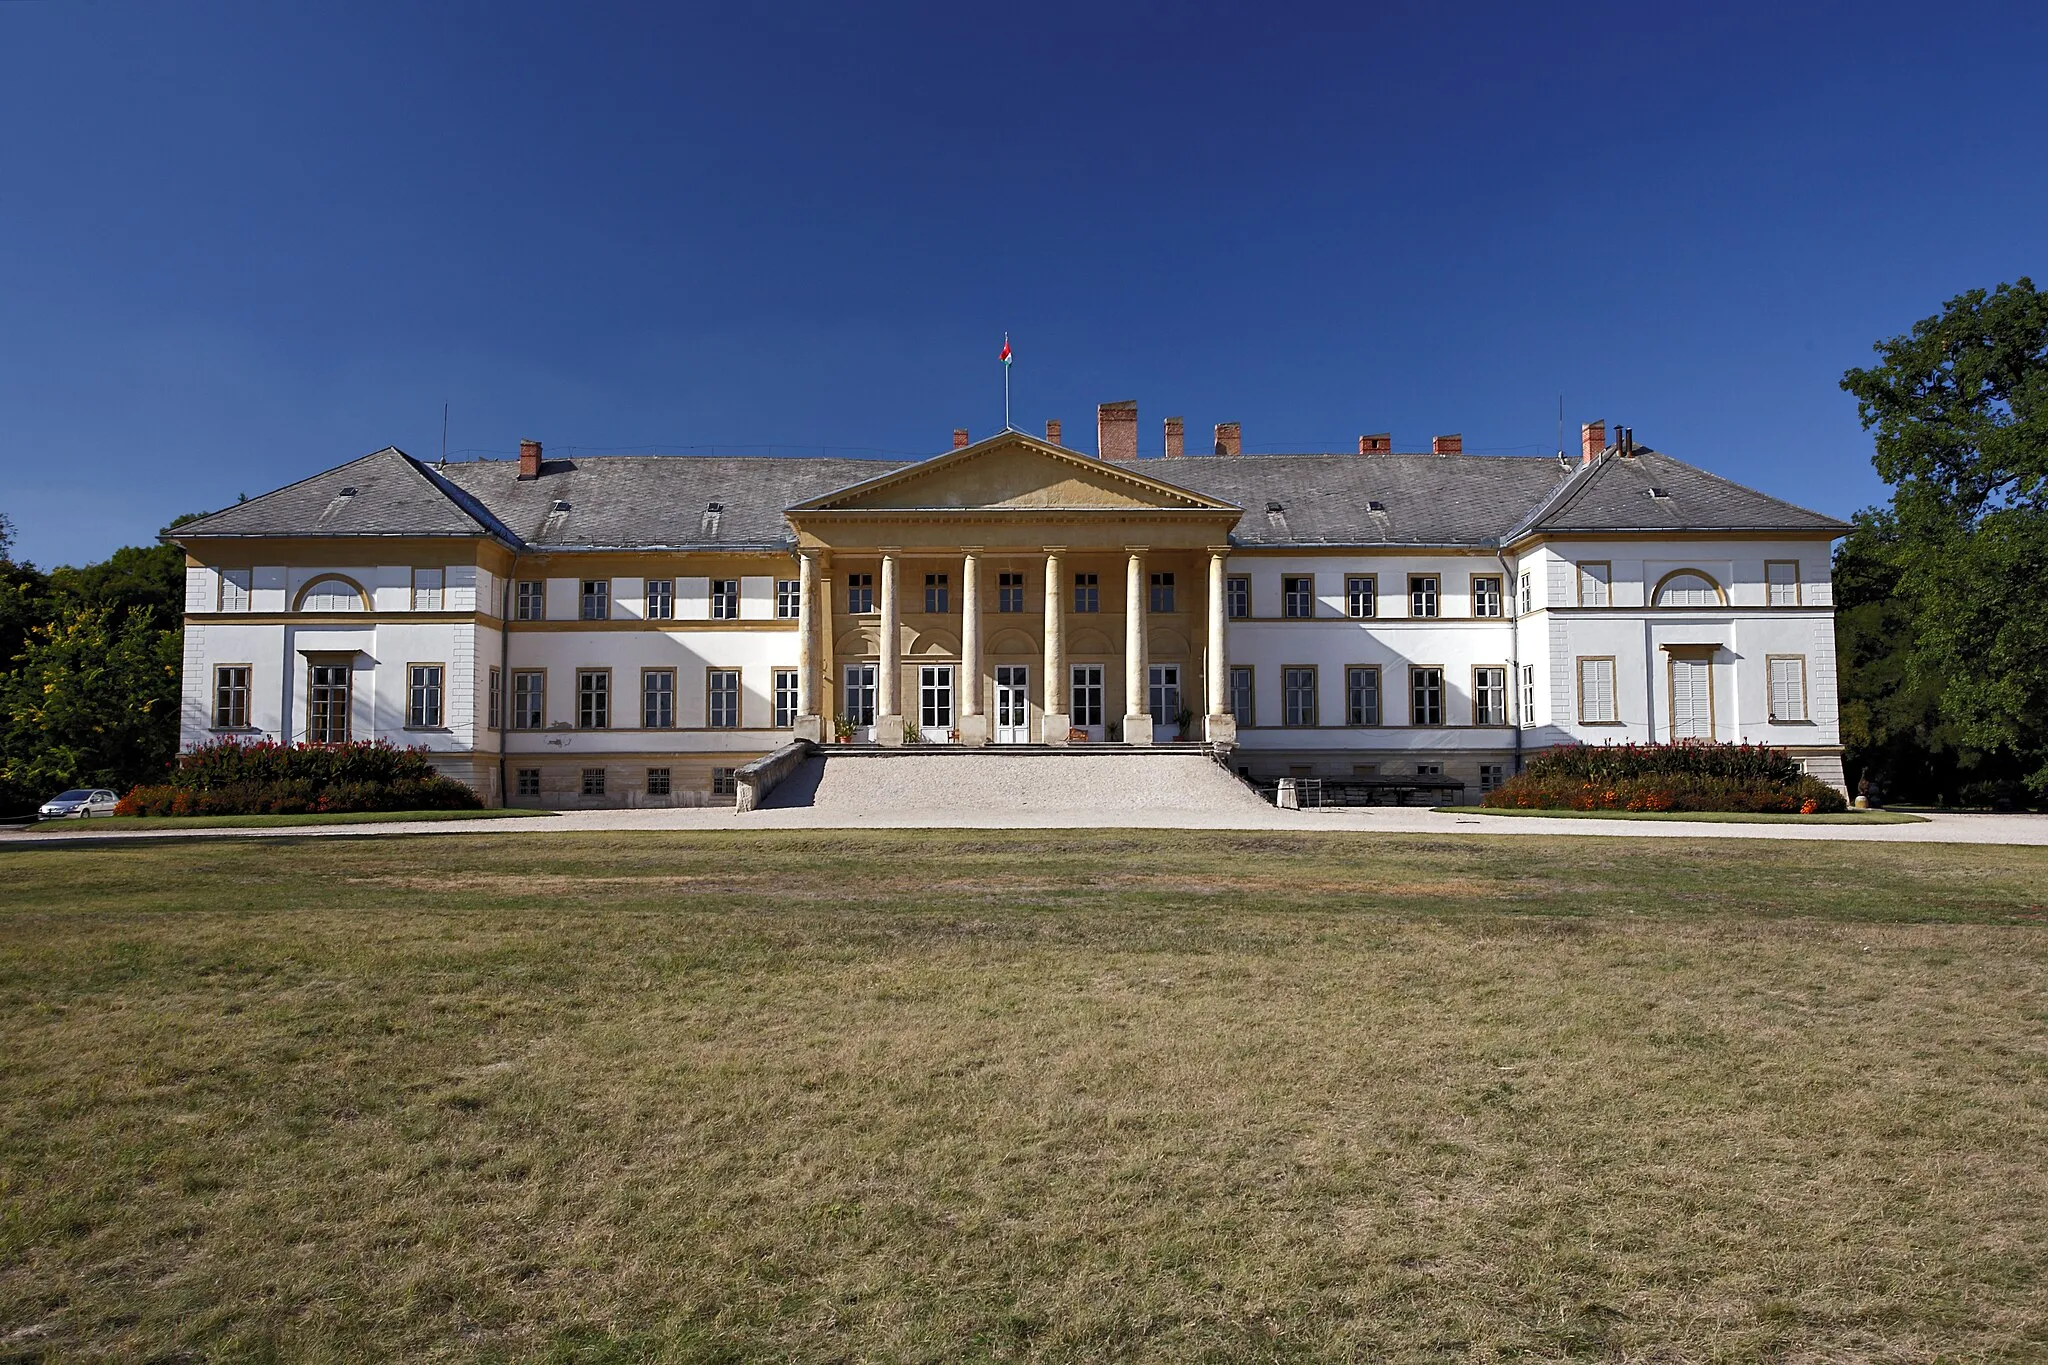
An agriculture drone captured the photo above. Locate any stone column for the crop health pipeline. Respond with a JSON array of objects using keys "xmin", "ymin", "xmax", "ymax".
[
  {"xmin": 1206, "ymin": 548, "xmax": 1236, "ymax": 745},
  {"xmin": 1042, "ymin": 550, "xmax": 1069, "ymax": 744},
  {"xmin": 957, "ymin": 550, "xmax": 989, "ymax": 745},
  {"xmin": 1123, "ymin": 550, "xmax": 1153, "ymax": 745},
  {"xmin": 876, "ymin": 551, "xmax": 904, "ymax": 745},
  {"xmin": 793, "ymin": 549, "xmax": 824, "ymax": 741}
]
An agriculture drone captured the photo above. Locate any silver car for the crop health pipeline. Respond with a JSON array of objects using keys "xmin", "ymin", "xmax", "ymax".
[{"xmin": 38, "ymin": 788, "xmax": 120, "ymax": 819}]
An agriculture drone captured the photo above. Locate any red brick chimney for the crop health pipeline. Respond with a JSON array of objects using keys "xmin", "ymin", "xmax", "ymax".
[
  {"xmin": 952, "ymin": 428, "xmax": 970, "ymax": 450},
  {"xmin": 1097, "ymin": 401, "xmax": 1138, "ymax": 461},
  {"xmin": 1358, "ymin": 433, "xmax": 1391, "ymax": 454},
  {"xmin": 1045, "ymin": 419, "xmax": 1062, "ymax": 446},
  {"xmin": 1581, "ymin": 421, "xmax": 1606, "ymax": 465},
  {"xmin": 1432, "ymin": 434, "xmax": 1463, "ymax": 456},
  {"xmin": 518, "ymin": 439, "xmax": 542, "ymax": 480},
  {"xmin": 1214, "ymin": 421, "xmax": 1242, "ymax": 457},
  {"xmin": 1164, "ymin": 416, "xmax": 1185, "ymax": 458}
]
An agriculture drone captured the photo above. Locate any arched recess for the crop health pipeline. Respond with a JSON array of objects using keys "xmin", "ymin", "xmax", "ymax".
[
  {"xmin": 1652, "ymin": 569, "xmax": 1726, "ymax": 608},
  {"xmin": 1068, "ymin": 626, "xmax": 1114, "ymax": 656},
  {"xmin": 912, "ymin": 628, "xmax": 959, "ymax": 657},
  {"xmin": 295, "ymin": 575, "xmax": 370, "ymax": 611},
  {"xmin": 987, "ymin": 628, "xmax": 1036, "ymax": 655},
  {"xmin": 1148, "ymin": 625, "xmax": 1191, "ymax": 659},
  {"xmin": 835, "ymin": 625, "xmax": 877, "ymax": 658}
]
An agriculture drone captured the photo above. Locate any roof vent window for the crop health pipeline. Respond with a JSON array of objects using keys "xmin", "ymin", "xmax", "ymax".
[
  {"xmin": 1367, "ymin": 499, "xmax": 1386, "ymax": 513},
  {"xmin": 1265, "ymin": 501, "xmax": 1284, "ymax": 514},
  {"xmin": 1647, "ymin": 487, "xmax": 1671, "ymax": 500},
  {"xmin": 551, "ymin": 499, "xmax": 571, "ymax": 513},
  {"xmin": 338, "ymin": 486, "xmax": 357, "ymax": 497}
]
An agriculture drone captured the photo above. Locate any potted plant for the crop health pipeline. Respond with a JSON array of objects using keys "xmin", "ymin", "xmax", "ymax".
[
  {"xmin": 901, "ymin": 720, "xmax": 923, "ymax": 745},
  {"xmin": 832, "ymin": 715, "xmax": 856, "ymax": 744}
]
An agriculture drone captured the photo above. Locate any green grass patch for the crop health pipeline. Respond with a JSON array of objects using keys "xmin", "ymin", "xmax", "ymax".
[
  {"xmin": 1438, "ymin": 805, "xmax": 1928, "ymax": 824},
  {"xmin": 2, "ymin": 830, "xmax": 2044, "ymax": 1359},
  {"xmin": 26, "ymin": 807, "xmax": 550, "ymax": 831}
]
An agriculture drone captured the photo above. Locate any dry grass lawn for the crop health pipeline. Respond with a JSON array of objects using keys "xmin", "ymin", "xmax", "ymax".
[{"xmin": 1, "ymin": 831, "xmax": 2045, "ymax": 1361}]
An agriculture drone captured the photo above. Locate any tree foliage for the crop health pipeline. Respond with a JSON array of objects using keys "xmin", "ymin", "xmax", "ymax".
[{"xmin": 1838, "ymin": 278, "xmax": 2048, "ymax": 804}]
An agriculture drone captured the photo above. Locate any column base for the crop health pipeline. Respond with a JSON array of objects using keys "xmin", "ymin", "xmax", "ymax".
[
  {"xmin": 1042, "ymin": 711, "xmax": 1071, "ymax": 745},
  {"xmin": 1205, "ymin": 713, "xmax": 1237, "ymax": 746},
  {"xmin": 1124, "ymin": 713, "xmax": 1155, "ymax": 746},
  {"xmin": 956, "ymin": 714, "xmax": 991, "ymax": 746},
  {"xmin": 793, "ymin": 714, "xmax": 826, "ymax": 743},
  {"xmin": 875, "ymin": 714, "xmax": 905, "ymax": 747}
]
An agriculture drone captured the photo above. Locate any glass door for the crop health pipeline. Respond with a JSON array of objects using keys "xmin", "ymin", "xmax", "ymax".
[
  {"xmin": 1671, "ymin": 657, "xmax": 1713, "ymax": 739},
  {"xmin": 1070, "ymin": 663, "xmax": 1105, "ymax": 741},
  {"xmin": 994, "ymin": 665, "xmax": 1029, "ymax": 744},
  {"xmin": 917, "ymin": 664, "xmax": 955, "ymax": 742},
  {"xmin": 1148, "ymin": 663, "xmax": 1181, "ymax": 743},
  {"xmin": 843, "ymin": 663, "xmax": 877, "ymax": 742},
  {"xmin": 307, "ymin": 663, "xmax": 351, "ymax": 743}
]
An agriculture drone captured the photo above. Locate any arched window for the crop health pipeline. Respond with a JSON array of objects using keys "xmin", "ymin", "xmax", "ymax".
[
  {"xmin": 1653, "ymin": 571, "xmax": 1722, "ymax": 608},
  {"xmin": 297, "ymin": 577, "xmax": 367, "ymax": 611}
]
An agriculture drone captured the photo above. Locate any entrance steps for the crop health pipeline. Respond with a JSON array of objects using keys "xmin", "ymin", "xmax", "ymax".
[{"xmin": 754, "ymin": 745, "xmax": 1271, "ymax": 818}]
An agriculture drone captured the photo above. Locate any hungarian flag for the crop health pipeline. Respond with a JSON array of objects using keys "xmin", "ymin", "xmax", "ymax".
[{"xmin": 999, "ymin": 335, "xmax": 1012, "ymax": 366}]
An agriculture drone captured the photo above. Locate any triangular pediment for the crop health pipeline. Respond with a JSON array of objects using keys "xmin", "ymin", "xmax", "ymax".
[{"xmin": 789, "ymin": 433, "xmax": 1239, "ymax": 515}]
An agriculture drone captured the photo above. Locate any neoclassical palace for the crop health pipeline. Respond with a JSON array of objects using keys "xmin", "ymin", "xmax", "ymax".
[{"xmin": 172, "ymin": 409, "xmax": 1849, "ymax": 805}]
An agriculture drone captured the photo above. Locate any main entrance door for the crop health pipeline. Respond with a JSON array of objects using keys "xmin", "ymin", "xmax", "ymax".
[
  {"xmin": 1671, "ymin": 657, "xmax": 1713, "ymax": 739},
  {"xmin": 1148, "ymin": 663, "xmax": 1181, "ymax": 743},
  {"xmin": 994, "ymin": 665, "xmax": 1030, "ymax": 744},
  {"xmin": 917, "ymin": 664, "xmax": 955, "ymax": 743},
  {"xmin": 1070, "ymin": 663, "xmax": 1105, "ymax": 741},
  {"xmin": 843, "ymin": 663, "xmax": 877, "ymax": 742}
]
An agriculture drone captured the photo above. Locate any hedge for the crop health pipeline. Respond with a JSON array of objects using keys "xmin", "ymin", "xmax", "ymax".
[
  {"xmin": 117, "ymin": 739, "xmax": 483, "ymax": 816},
  {"xmin": 1484, "ymin": 741, "xmax": 1847, "ymax": 814}
]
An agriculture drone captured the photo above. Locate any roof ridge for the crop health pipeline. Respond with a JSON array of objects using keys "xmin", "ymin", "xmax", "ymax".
[{"xmin": 173, "ymin": 446, "xmax": 412, "ymax": 536}]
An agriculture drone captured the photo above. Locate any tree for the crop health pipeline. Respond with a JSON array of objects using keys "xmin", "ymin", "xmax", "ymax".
[
  {"xmin": 0, "ymin": 604, "xmax": 183, "ymax": 802},
  {"xmin": 1839, "ymin": 278, "xmax": 2048, "ymax": 803}
]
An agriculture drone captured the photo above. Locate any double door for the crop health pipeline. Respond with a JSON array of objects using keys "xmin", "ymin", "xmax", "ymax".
[{"xmin": 994, "ymin": 665, "xmax": 1030, "ymax": 745}]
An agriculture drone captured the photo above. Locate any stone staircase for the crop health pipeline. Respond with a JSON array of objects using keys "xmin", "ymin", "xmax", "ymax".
[{"xmin": 750, "ymin": 745, "xmax": 1271, "ymax": 818}]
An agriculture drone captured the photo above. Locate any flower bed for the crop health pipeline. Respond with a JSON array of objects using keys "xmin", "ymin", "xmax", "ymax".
[
  {"xmin": 1483, "ymin": 741, "xmax": 1847, "ymax": 814},
  {"xmin": 118, "ymin": 739, "xmax": 482, "ymax": 816}
]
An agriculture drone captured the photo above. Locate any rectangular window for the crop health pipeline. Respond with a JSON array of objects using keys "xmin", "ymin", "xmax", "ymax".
[
  {"xmin": 1283, "ymin": 666, "xmax": 1318, "ymax": 727},
  {"xmin": 997, "ymin": 572, "xmax": 1025, "ymax": 613},
  {"xmin": 712, "ymin": 767, "xmax": 738, "ymax": 799},
  {"xmin": 515, "ymin": 581, "xmax": 545, "ymax": 621},
  {"xmin": 1578, "ymin": 562, "xmax": 1611, "ymax": 608},
  {"xmin": 774, "ymin": 669, "xmax": 800, "ymax": 727},
  {"xmin": 412, "ymin": 568, "xmax": 444, "ymax": 611},
  {"xmin": 1147, "ymin": 663, "xmax": 1180, "ymax": 722},
  {"xmin": 515, "ymin": 768, "xmax": 541, "ymax": 797},
  {"xmin": 919, "ymin": 664, "xmax": 955, "ymax": 732},
  {"xmin": 1346, "ymin": 576, "xmax": 1376, "ymax": 619},
  {"xmin": 1473, "ymin": 666, "xmax": 1508, "ymax": 725},
  {"xmin": 1415, "ymin": 763, "xmax": 1442, "ymax": 778},
  {"xmin": 218, "ymin": 569, "xmax": 252, "ymax": 612},
  {"xmin": 844, "ymin": 664, "xmax": 877, "ymax": 726},
  {"xmin": 1282, "ymin": 576, "xmax": 1314, "ymax": 619},
  {"xmin": 645, "ymin": 578, "xmax": 675, "ymax": 620},
  {"xmin": 1409, "ymin": 575, "xmax": 1439, "ymax": 618},
  {"xmin": 1766, "ymin": 560, "xmax": 1800, "ymax": 607},
  {"xmin": 1578, "ymin": 657, "xmax": 1617, "ymax": 723},
  {"xmin": 407, "ymin": 664, "xmax": 445, "ymax": 728},
  {"xmin": 924, "ymin": 573, "xmax": 950, "ymax": 614},
  {"xmin": 1521, "ymin": 664, "xmax": 1536, "ymax": 726},
  {"xmin": 580, "ymin": 580, "xmax": 610, "ymax": 621},
  {"xmin": 707, "ymin": 669, "xmax": 740, "ymax": 728},
  {"xmin": 1230, "ymin": 665, "xmax": 1255, "ymax": 726},
  {"xmin": 1768, "ymin": 655, "xmax": 1808, "ymax": 721},
  {"xmin": 1410, "ymin": 667, "xmax": 1444, "ymax": 726},
  {"xmin": 576, "ymin": 670, "xmax": 610, "ymax": 729},
  {"xmin": 775, "ymin": 579, "xmax": 801, "ymax": 618},
  {"xmin": 1345, "ymin": 665, "xmax": 1380, "ymax": 726},
  {"xmin": 1149, "ymin": 571, "xmax": 1176, "ymax": 614},
  {"xmin": 847, "ymin": 574, "xmax": 874, "ymax": 614},
  {"xmin": 1069, "ymin": 664, "xmax": 1105, "ymax": 727},
  {"xmin": 710, "ymin": 579, "xmax": 739, "ymax": 620},
  {"xmin": 1479, "ymin": 763, "xmax": 1506, "ymax": 794},
  {"xmin": 642, "ymin": 669, "xmax": 675, "ymax": 729},
  {"xmin": 488, "ymin": 666, "xmax": 502, "ymax": 731},
  {"xmin": 1472, "ymin": 576, "xmax": 1503, "ymax": 619},
  {"xmin": 1072, "ymin": 572, "xmax": 1099, "ymax": 613},
  {"xmin": 213, "ymin": 665, "xmax": 250, "ymax": 729},
  {"xmin": 581, "ymin": 768, "xmax": 606, "ymax": 797},
  {"xmin": 308, "ymin": 663, "xmax": 351, "ymax": 744},
  {"xmin": 1518, "ymin": 571, "xmax": 1533, "ymax": 616},
  {"xmin": 646, "ymin": 768, "xmax": 671, "ymax": 796},
  {"xmin": 512, "ymin": 670, "xmax": 546, "ymax": 730},
  {"xmin": 1226, "ymin": 575, "xmax": 1250, "ymax": 620}
]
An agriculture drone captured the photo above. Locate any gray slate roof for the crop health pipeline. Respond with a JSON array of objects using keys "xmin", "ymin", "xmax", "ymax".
[{"xmin": 172, "ymin": 444, "xmax": 1847, "ymax": 550}]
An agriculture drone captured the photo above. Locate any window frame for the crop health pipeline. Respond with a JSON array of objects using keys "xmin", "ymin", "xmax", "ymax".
[
  {"xmin": 511, "ymin": 669, "xmax": 546, "ymax": 730},
  {"xmin": 1344, "ymin": 664, "xmax": 1381, "ymax": 727},
  {"xmin": 641, "ymin": 668, "xmax": 676, "ymax": 730},
  {"xmin": 488, "ymin": 666, "xmax": 502, "ymax": 732},
  {"xmin": 1281, "ymin": 664, "xmax": 1319, "ymax": 728},
  {"xmin": 306, "ymin": 661, "xmax": 353, "ymax": 743},
  {"xmin": 1667, "ymin": 653, "xmax": 1717, "ymax": 739},
  {"xmin": 1409, "ymin": 665, "xmax": 1445, "ymax": 727},
  {"xmin": 1471, "ymin": 575, "xmax": 1503, "ymax": 619},
  {"xmin": 1472, "ymin": 665, "xmax": 1508, "ymax": 726},
  {"xmin": 1652, "ymin": 568, "xmax": 1725, "ymax": 608},
  {"xmin": 411, "ymin": 568, "xmax": 444, "ymax": 612},
  {"xmin": 1229, "ymin": 664, "xmax": 1255, "ymax": 726},
  {"xmin": 1577, "ymin": 656, "xmax": 1619, "ymax": 725},
  {"xmin": 1517, "ymin": 570, "xmax": 1533, "ymax": 616},
  {"xmin": 1282, "ymin": 575, "xmax": 1314, "ymax": 619},
  {"xmin": 515, "ymin": 767, "xmax": 541, "ymax": 797},
  {"xmin": 847, "ymin": 573, "xmax": 875, "ymax": 615},
  {"xmin": 1409, "ymin": 575, "xmax": 1439, "ymax": 619},
  {"xmin": 213, "ymin": 664, "xmax": 252, "ymax": 730},
  {"xmin": 1148, "ymin": 571, "xmax": 1176, "ymax": 614},
  {"xmin": 997, "ymin": 571, "xmax": 1026, "ymax": 614},
  {"xmin": 1766, "ymin": 653, "xmax": 1809, "ymax": 722},
  {"xmin": 773, "ymin": 668, "xmax": 800, "ymax": 728},
  {"xmin": 1577, "ymin": 561, "xmax": 1611, "ymax": 608},
  {"xmin": 1479, "ymin": 763, "xmax": 1506, "ymax": 794},
  {"xmin": 406, "ymin": 662, "xmax": 446, "ymax": 729},
  {"xmin": 580, "ymin": 579, "xmax": 611, "ymax": 621},
  {"xmin": 1765, "ymin": 560, "xmax": 1801, "ymax": 608},
  {"xmin": 1520, "ymin": 663, "xmax": 1536, "ymax": 727},
  {"xmin": 711, "ymin": 767, "xmax": 738, "ymax": 799},
  {"xmin": 706, "ymin": 667, "xmax": 741, "ymax": 729},
  {"xmin": 710, "ymin": 579, "xmax": 740, "ymax": 621},
  {"xmin": 924, "ymin": 573, "xmax": 950, "ymax": 615},
  {"xmin": 581, "ymin": 767, "xmax": 606, "ymax": 798},
  {"xmin": 646, "ymin": 767, "xmax": 672, "ymax": 797},
  {"xmin": 1225, "ymin": 574, "xmax": 1251, "ymax": 620},
  {"xmin": 645, "ymin": 578, "xmax": 676, "ymax": 620},
  {"xmin": 1072, "ymin": 572, "xmax": 1100, "ymax": 614},
  {"xmin": 217, "ymin": 568, "xmax": 252, "ymax": 613},
  {"xmin": 1345, "ymin": 575, "xmax": 1376, "ymax": 619},
  {"xmin": 575, "ymin": 667, "xmax": 611, "ymax": 730},
  {"xmin": 515, "ymin": 580, "xmax": 545, "ymax": 621},
  {"xmin": 775, "ymin": 579, "xmax": 801, "ymax": 619}
]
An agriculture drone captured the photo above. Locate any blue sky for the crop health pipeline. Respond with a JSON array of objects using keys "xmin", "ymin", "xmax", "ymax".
[{"xmin": 3, "ymin": 1, "xmax": 2043, "ymax": 567}]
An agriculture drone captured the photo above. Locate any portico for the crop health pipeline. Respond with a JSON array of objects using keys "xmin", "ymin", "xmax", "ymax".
[{"xmin": 784, "ymin": 432, "xmax": 1243, "ymax": 747}]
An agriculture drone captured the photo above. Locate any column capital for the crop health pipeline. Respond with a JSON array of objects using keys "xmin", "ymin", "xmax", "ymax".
[
  {"xmin": 1206, "ymin": 545, "xmax": 1234, "ymax": 557},
  {"xmin": 1041, "ymin": 545, "xmax": 1067, "ymax": 555},
  {"xmin": 1123, "ymin": 545, "xmax": 1151, "ymax": 555}
]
